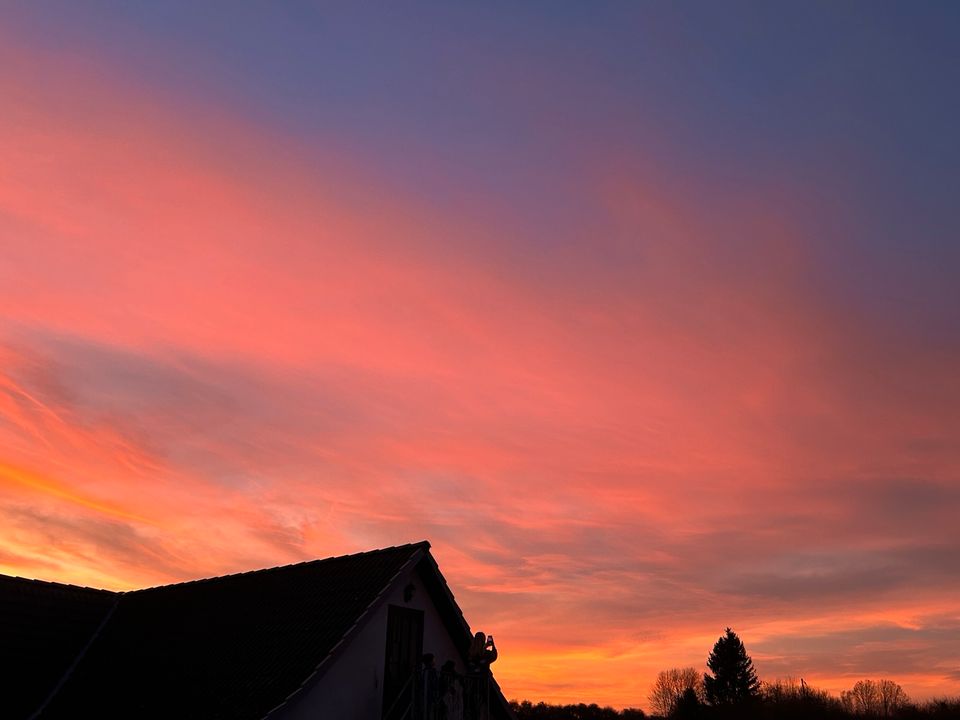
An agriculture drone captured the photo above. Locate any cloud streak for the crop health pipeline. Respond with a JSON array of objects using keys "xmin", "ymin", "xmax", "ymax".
[{"xmin": 1, "ymin": 8, "xmax": 959, "ymax": 709}]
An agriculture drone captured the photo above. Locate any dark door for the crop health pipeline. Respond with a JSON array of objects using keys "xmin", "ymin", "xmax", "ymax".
[{"xmin": 382, "ymin": 605, "xmax": 424, "ymax": 719}]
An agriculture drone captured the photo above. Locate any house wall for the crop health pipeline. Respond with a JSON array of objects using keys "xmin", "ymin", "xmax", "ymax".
[{"xmin": 272, "ymin": 562, "xmax": 466, "ymax": 720}]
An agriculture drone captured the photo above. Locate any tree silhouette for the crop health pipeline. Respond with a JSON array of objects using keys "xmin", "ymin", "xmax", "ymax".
[
  {"xmin": 509, "ymin": 700, "xmax": 646, "ymax": 719},
  {"xmin": 841, "ymin": 679, "xmax": 908, "ymax": 717},
  {"xmin": 672, "ymin": 688, "xmax": 703, "ymax": 719},
  {"xmin": 648, "ymin": 668, "xmax": 703, "ymax": 717},
  {"xmin": 703, "ymin": 627, "xmax": 760, "ymax": 706}
]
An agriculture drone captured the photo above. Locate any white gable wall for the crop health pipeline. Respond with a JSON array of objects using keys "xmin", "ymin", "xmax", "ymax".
[{"xmin": 272, "ymin": 563, "xmax": 466, "ymax": 720}]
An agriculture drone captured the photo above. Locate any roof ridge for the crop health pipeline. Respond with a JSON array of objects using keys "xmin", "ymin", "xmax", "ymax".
[
  {"xmin": 129, "ymin": 540, "xmax": 431, "ymax": 594},
  {"xmin": 0, "ymin": 574, "xmax": 119, "ymax": 596}
]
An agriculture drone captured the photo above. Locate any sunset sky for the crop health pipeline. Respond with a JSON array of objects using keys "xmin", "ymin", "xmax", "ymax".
[{"xmin": 1, "ymin": 2, "xmax": 959, "ymax": 710}]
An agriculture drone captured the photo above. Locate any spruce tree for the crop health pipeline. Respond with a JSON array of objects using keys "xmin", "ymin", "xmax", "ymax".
[{"xmin": 703, "ymin": 627, "xmax": 760, "ymax": 706}]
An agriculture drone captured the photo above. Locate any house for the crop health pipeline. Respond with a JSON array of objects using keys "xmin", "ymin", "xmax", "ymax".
[{"xmin": 0, "ymin": 541, "xmax": 516, "ymax": 720}]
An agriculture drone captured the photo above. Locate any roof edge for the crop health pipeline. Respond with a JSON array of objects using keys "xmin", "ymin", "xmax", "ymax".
[
  {"xmin": 130, "ymin": 540, "xmax": 431, "ymax": 594},
  {"xmin": 0, "ymin": 574, "xmax": 120, "ymax": 596},
  {"xmin": 418, "ymin": 551, "xmax": 517, "ymax": 720}
]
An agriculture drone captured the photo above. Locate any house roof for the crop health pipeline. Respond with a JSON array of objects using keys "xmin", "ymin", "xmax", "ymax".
[
  {"xmin": 0, "ymin": 575, "xmax": 117, "ymax": 719},
  {"xmin": 7, "ymin": 542, "xmax": 424, "ymax": 719},
  {"xmin": 3, "ymin": 541, "xmax": 514, "ymax": 720}
]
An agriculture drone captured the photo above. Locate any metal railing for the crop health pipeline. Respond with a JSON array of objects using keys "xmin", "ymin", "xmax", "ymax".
[{"xmin": 385, "ymin": 668, "xmax": 492, "ymax": 720}]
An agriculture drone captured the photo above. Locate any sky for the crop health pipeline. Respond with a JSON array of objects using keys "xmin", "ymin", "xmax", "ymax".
[{"xmin": 1, "ymin": 1, "xmax": 959, "ymax": 710}]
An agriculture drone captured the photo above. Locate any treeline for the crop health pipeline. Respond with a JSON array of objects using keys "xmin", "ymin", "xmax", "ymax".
[
  {"xmin": 645, "ymin": 678, "xmax": 960, "ymax": 720},
  {"xmin": 509, "ymin": 693, "xmax": 960, "ymax": 720},
  {"xmin": 508, "ymin": 701, "xmax": 645, "ymax": 719},
  {"xmin": 509, "ymin": 627, "xmax": 960, "ymax": 720}
]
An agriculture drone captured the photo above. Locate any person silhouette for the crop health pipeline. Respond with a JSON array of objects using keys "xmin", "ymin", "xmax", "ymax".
[
  {"xmin": 466, "ymin": 631, "xmax": 497, "ymax": 718},
  {"xmin": 467, "ymin": 631, "xmax": 497, "ymax": 673}
]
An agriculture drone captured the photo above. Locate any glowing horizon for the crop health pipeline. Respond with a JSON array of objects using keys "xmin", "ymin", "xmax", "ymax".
[{"xmin": 1, "ymin": 3, "xmax": 959, "ymax": 710}]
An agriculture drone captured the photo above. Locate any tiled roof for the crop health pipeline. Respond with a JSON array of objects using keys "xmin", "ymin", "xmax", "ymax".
[
  {"xmin": 0, "ymin": 575, "xmax": 117, "ymax": 719},
  {"xmin": 33, "ymin": 542, "xmax": 428, "ymax": 720}
]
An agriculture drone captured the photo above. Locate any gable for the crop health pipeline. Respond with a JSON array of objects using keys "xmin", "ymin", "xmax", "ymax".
[
  {"xmin": 272, "ymin": 559, "xmax": 464, "ymax": 719},
  {"xmin": 273, "ymin": 554, "xmax": 515, "ymax": 720}
]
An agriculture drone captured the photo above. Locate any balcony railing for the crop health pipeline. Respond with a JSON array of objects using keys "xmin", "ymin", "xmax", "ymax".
[{"xmin": 390, "ymin": 667, "xmax": 492, "ymax": 720}]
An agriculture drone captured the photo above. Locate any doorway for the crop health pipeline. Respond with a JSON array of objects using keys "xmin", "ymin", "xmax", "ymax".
[{"xmin": 382, "ymin": 605, "xmax": 424, "ymax": 719}]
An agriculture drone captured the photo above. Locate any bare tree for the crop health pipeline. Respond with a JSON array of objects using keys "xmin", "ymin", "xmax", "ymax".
[
  {"xmin": 841, "ymin": 679, "xmax": 908, "ymax": 716},
  {"xmin": 843, "ymin": 679, "xmax": 880, "ymax": 715},
  {"xmin": 648, "ymin": 667, "xmax": 703, "ymax": 717},
  {"xmin": 877, "ymin": 679, "xmax": 909, "ymax": 717}
]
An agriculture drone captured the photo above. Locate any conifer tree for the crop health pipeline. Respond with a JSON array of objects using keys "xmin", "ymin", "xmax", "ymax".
[{"xmin": 703, "ymin": 627, "xmax": 760, "ymax": 706}]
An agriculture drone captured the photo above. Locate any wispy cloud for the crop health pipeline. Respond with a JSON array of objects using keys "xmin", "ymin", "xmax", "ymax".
[{"xmin": 1, "ymin": 12, "xmax": 959, "ymax": 709}]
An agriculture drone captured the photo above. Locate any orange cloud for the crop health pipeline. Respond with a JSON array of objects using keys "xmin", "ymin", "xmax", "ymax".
[
  {"xmin": 0, "ymin": 461, "xmax": 149, "ymax": 524},
  {"xmin": 0, "ymin": 31, "xmax": 958, "ymax": 710}
]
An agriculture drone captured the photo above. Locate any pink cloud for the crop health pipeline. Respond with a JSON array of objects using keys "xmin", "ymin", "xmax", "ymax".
[{"xmin": 0, "ymin": 35, "xmax": 958, "ymax": 710}]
